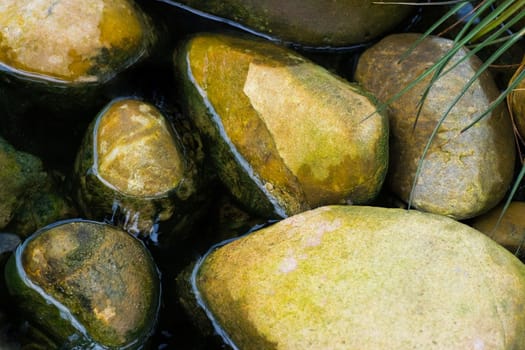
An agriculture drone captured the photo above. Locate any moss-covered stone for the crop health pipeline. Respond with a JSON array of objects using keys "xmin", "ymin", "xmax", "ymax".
[
  {"xmin": 74, "ymin": 97, "xmax": 206, "ymax": 241},
  {"xmin": 4, "ymin": 219, "xmax": 160, "ymax": 349},
  {"xmin": 355, "ymin": 33, "xmax": 515, "ymax": 220},
  {"xmin": 0, "ymin": 136, "xmax": 46, "ymax": 229},
  {"xmin": 195, "ymin": 205, "xmax": 525, "ymax": 349},
  {"xmin": 175, "ymin": 33, "xmax": 388, "ymax": 219},
  {"xmin": 169, "ymin": 0, "xmax": 416, "ymax": 47}
]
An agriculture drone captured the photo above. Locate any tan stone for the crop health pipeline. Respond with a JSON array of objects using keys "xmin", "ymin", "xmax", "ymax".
[
  {"xmin": 0, "ymin": 0, "xmax": 153, "ymax": 82},
  {"xmin": 471, "ymin": 201, "xmax": 525, "ymax": 258},
  {"xmin": 196, "ymin": 205, "xmax": 525, "ymax": 349},
  {"xmin": 96, "ymin": 99, "xmax": 184, "ymax": 197},
  {"xmin": 355, "ymin": 33, "xmax": 516, "ymax": 219},
  {"xmin": 176, "ymin": 33, "xmax": 388, "ymax": 218}
]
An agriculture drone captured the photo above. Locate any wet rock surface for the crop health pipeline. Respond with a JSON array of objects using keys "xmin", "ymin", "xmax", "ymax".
[
  {"xmin": 0, "ymin": 0, "xmax": 155, "ymax": 83},
  {"xmin": 4, "ymin": 220, "xmax": 160, "ymax": 349},
  {"xmin": 176, "ymin": 33, "xmax": 388, "ymax": 218},
  {"xmin": 163, "ymin": 0, "xmax": 416, "ymax": 47}
]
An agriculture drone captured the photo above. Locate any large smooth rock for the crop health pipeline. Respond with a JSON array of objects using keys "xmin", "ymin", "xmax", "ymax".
[
  {"xmin": 175, "ymin": 33, "xmax": 388, "ymax": 219},
  {"xmin": 195, "ymin": 205, "xmax": 525, "ymax": 349},
  {"xmin": 167, "ymin": 0, "xmax": 416, "ymax": 47},
  {"xmin": 0, "ymin": 0, "xmax": 155, "ymax": 84},
  {"xmin": 355, "ymin": 33, "xmax": 516, "ymax": 219}
]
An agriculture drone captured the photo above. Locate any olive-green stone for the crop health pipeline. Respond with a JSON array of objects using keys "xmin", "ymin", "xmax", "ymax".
[
  {"xmin": 176, "ymin": 33, "xmax": 388, "ymax": 218},
  {"xmin": 196, "ymin": 205, "xmax": 525, "ymax": 349},
  {"xmin": 0, "ymin": 137, "xmax": 46, "ymax": 229},
  {"xmin": 6, "ymin": 220, "xmax": 160, "ymax": 349},
  {"xmin": 355, "ymin": 33, "xmax": 516, "ymax": 220},
  {"xmin": 171, "ymin": 0, "xmax": 416, "ymax": 47}
]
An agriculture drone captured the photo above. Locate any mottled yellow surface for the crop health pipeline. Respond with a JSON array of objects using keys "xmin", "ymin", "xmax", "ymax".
[
  {"xmin": 22, "ymin": 221, "xmax": 158, "ymax": 346},
  {"xmin": 96, "ymin": 99, "xmax": 183, "ymax": 196},
  {"xmin": 186, "ymin": 34, "xmax": 387, "ymax": 213},
  {"xmin": 0, "ymin": 0, "xmax": 146, "ymax": 82},
  {"xmin": 244, "ymin": 61, "xmax": 382, "ymax": 205},
  {"xmin": 198, "ymin": 206, "xmax": 525, "ymax": 349}
]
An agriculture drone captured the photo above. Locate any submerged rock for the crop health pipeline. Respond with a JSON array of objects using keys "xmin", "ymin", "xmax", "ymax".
[
  {"xmin": 4, "ymin": 219, "xmax": 160, "ymax": 349},
  {"xmin": 355, "ymin": 33, "xmax": 515, "ymax": 220},
  {"xmin": 194, "ymin": 205, "xmax": 525, "ymax": 349},
  {"xmin": 74, "ymin": 97, "xmax": 205, "ymax": 241},
  {"xmin": 166, "ymin": 0, "xmax": 416, "ymax": 47},
  {"xmin": 175, "ymin": 33, "xmax": 388, "ymax": 219}
]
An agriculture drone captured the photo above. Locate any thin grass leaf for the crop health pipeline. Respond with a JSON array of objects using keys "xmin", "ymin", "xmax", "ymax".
[
  {"xmin": 471, "ymin": 0, "xmax": 525, "ymax": 41},
  {"xmin": 408, "ymin": 28, "xmax": 524, "ymax": 208},
  {"xmin": 436, "ymin": 0, "xmax": 484, "ymax": 37},
  {"xmin": 442, "ymin": 11, "xmax": 525, "ymax": 75},
  {"xmin": 406, "ymin": 0, "xmax": 523, "ymax": 208},
  {"xmin": 408, "ymin": 0, "xmax": 511, "ymax": 128},
  {"xmin": 398, "ymin": 1, "xmax": 472, "ymax": 62},
  {"xmin": 462, "ymin": 56, "xmax": 525, "ymax": 132}
]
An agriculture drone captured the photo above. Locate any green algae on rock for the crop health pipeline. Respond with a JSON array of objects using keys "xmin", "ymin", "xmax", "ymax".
[
  {"xmin": 74, "ymin": 97, "xmax": 205, "ymax": 241},
  {"xmin": 164, "ymin": 0, "xmax": 416, "ymax": 47},
  {"xmin": 193, "ymin": 205, "xmax": 525, "ymax": 349},
  {"xmin": 175, "ymin": 33, "xmax": 388, "ymax": 219},
  {"xmin": 0, "ymin": 0, "xmax": 155, "ymax": 85},
  {"xmin": 354, "ymin": 33, "xmax": 516, "ymax": 220},
  {"xmin": 6, "ymin": 173, "xmax": 79, "ymax": 239},
  {"xmin": 0, "ymin": 136, "xmax": 47, "ymax": 230},
  {"xmin": 4, "ymin": 219, "xmax": 160, "ymax": 349}
]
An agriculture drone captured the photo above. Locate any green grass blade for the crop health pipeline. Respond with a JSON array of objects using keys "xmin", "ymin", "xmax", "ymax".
[
  {"xmin": 398, "ymin": 1, "xmax": 472, "ymax": 62},
  {"xmin": 471, "ymin": 0, "xmax": 525, "ymax": 41},
  {"xmin": 462, "ymin": 53, "xmax": 525, "ymax": 132}
]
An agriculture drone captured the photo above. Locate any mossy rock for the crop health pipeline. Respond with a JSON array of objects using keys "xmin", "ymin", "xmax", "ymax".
[
  {"xmin": 355, "ymin": 33, "xmax": 515, "ymax": 220},
  {"xmin": 168, "ymin": 0, "xmax": 416, "ymax": 47},
  {"xmin": 194, "ymin": 205, "xmax": 525, "ymax": 349},
  {"xmin": 0, "ymin": 136, "xmax": 46, "ymax": 229},
  {"xmin": 175, "ymin": 33, "xmax": 388, "ymax": 219},
  {"xmin": 4, "ymin": 219, "xmax": 160, "ymax": 349}
]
